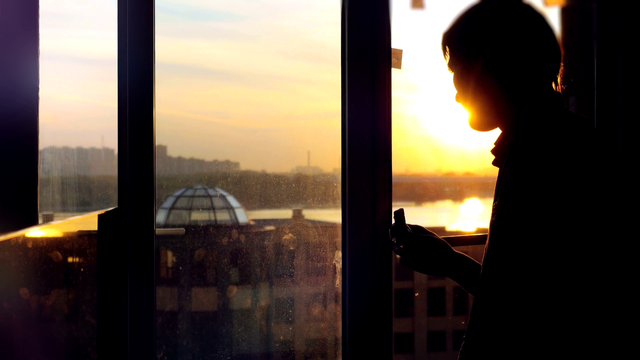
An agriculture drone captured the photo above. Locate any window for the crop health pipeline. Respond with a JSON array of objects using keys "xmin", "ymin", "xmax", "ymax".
[
  {"xmin": 305, "ymin": 339, "xmax": 329, "ymax": 360},
  {"xmin": 275, "ymin": 340, "xmax": 296, "ymax": 360},
  {"xmin": 38, "ymin": 0, "xmax": 118, "ymax": 223},
  {"xmin": 394, "ymin": 289, "xmax": 415, "ymax": 318},
  {"xmin": 308, "ymin": 293, "xmax": 327, "ymax": 322},
  {"xmin": 230, "ymin": 248, "xmax": 252, "ymax": 285},
  {"xmin": 452, "ymin": 330, "xmax": 466, "ymax": 351},
  {"xmin": 0, "ymin": 0, "xmax": 630, "ymax": 359},
  {"xmin": 427, "ymin": 287, "xmax": 446, "ymax": 317},
  {"xmin": 275, "ymin": 244, "xmax": 296, "ymax": 279},
  {"xmin": 307, "ymin": 243, "xmax": 328, "ymax": 276},
  {"xmin": 394, "ymin": 333, "xmax": 415, "ymax": 354},
  {"xmin": 153, "ymin": 1, "xmax": 343, "ymax": 357},
  {"xmin": 427, "ymin": 331, "xmax": 447, "ymax": 353},
  {"xmin": 275, "ymin": 297, "xmax": 295, "ymax": 325},
  {"xmin": 389, "ymin": 1, "xmax": 562, "ymax": 359},
  {"xmin": 156, "ymin": 3, "xmax": 348, "ymax": 346}
]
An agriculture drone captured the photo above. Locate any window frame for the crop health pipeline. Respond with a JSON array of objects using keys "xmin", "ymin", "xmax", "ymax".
[
  {"xmin": 0, "ymin": 0, "xmax": 39, "ymax": 233},
  {"xmin": 341, "ymin": 0, "xmax": 393, "ymax": 358}
]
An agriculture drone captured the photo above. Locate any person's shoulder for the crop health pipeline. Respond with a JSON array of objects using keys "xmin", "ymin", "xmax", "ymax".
[
  {"xmin": 549, "ymin": 106, "xmax": 599, "ymax": 155},
  {"xmin": 556, "ymin": 106, "xmax": 595, "ymax": 138}
]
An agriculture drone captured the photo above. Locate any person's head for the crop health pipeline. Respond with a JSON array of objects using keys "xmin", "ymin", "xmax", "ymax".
[{"xmin": 442, "ymin": 0, "xmax": 561, "ymax": 131}]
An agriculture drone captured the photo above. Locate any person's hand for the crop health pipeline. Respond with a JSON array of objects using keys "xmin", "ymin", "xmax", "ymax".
[{"xmin": 389, "ymin": 223, "xmax": 456, "ymax": 277}]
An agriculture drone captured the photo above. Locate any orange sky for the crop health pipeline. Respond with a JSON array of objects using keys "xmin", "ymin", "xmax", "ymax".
[{"xmin": 38, "ymin": 0, "xmax": 559, "ymax": 175}]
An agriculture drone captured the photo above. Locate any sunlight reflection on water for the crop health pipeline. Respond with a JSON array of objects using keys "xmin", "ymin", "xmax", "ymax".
[{"xmin": 247, "ymin": 197, "xmax": 493, "ymax": 230}]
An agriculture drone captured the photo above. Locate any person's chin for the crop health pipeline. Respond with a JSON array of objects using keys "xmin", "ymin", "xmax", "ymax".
[{"xmin": 468, "ymin": 115, "xmax": 499, "ymax": 132}]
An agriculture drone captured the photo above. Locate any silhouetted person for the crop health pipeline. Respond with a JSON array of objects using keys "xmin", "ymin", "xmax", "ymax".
[{"xmin": 390, "ymin": 1, "xmax": 624, "ymax": 359}]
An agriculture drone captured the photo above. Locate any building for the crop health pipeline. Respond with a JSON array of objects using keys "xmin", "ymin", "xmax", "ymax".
[
  {"xmin": 292, "ymin": 165, "xmax": 324, "ymax": 175},
  {"xmin": 39, "ymin": 146, "xmax": 117, "ymax": 176},
  {"xmin": 392, "ymin": 239, "xmax": 485, "ymax": 359},
  {"xmin": 155, "ymin": 185, "xmax": 342, "ymax": 359},
  {"xmin": 156, "ymin": 145, "xmax": 240, "ymax": 175}
]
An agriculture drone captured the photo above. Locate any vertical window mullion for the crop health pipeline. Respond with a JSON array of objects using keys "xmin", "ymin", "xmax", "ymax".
[
  {"xmin": 0, "ymin": 0, "xmax": 39, "ymax": 233},
  {"xmin": 342, "ymin": 0, "xmax": 392, "ymax": 358},
  {"xmin": 115, "ymin": 0, "xmax": 156, "ymax": 358}
]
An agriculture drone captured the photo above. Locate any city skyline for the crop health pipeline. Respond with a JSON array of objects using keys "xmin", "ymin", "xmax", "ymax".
[{"xmin": 38, "ymin": 0, "xmax": 558, "ymax": 175}]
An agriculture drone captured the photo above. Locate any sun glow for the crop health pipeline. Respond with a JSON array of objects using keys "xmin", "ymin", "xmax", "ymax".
[
  {"xmin": 391, "ymin": 1, "xmax": 503, "ymax": 175},
  {"xmin": 25, "ymin": 228, "xmax": 64, "ymax": 238},
  {"xmin": 408, "ymin": 94, "xmax": 500, "ymax": 150},
  {"xmin": 446, "ymin": 197, "xmax": 488, "ymax": 232},
  {"xmin": 459, "ymin": 198, "xmax": 486, "ymax": 217}
]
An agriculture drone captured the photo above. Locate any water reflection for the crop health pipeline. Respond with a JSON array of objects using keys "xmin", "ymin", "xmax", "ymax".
[{"xmin": 446, "ymin": 197, "xmax": 488, "ymax": 232}]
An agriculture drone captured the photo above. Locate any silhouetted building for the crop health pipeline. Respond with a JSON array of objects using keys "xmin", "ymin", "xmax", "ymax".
[
  {"xmin": 292, "ymin": 165, "xmax": 324, "ymax": 175},
  {"xmin": 392, "ymin": 240, "xmax": 484, "ymax": 359},
  {"xmin": 156, "ymin": 144, "xmax": 240, "ymax": 175},
  {"xmin": 39, "ymin": 146, "xmax": 117, "ymax": 176}
]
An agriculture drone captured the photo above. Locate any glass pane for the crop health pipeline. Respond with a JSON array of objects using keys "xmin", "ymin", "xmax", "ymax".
[
  {"xmin": 191, "ymin": 197, "xmax": 213, "ymax": 210},
  {"xmin": 211, "ymin": 197, "xmax": 228, "ymax": 208},
  {"xmin": 38, "ymin": 0, "xmax": 118, "ymax": 223},
  {"xmin": 391, "ymin": 1, "xmax": 560, "ymax": 358},
  {"xmin": 215, "ymin": 209, "xmax": 233, "ymax": 224},
  {"xmin": 226, "ymin": 196, "xmax": 242, "ymax": 208},
  {"xmin": 166, "ymin": 210, "xmax": 189, "ymax": 225},
  {"xmin": 160, "ymin": 196, "xmax": 177, "ymax": 208},
  {"xmin": 155, "ymin": 1, "xmax": 341, "ymax": 359},
  {"xmin": 173, "ymin": 196, "xmax": 192, "ymax": 209},
  {"xmin": 234, "ymin": 208, "xmax": 250, "ymax": 225},
  {"xmin": 156, "ymin": 208, "xmax": 169, "ymax": 225},
  {"xmin": 191, "ymin": 210, "xmax": 214, "ymax": 225}
]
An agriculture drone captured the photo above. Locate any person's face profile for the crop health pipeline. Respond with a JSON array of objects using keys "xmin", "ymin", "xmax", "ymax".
[{"xmin": 449, "ymin": 56, "xmax": 509, "ymax": 132}]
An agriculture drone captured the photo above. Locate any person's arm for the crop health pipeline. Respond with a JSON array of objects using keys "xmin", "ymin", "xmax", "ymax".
[
  {"xmin": 391, "ymin": 223, "xmax": 481, "ymax": 296},
  {"xmin": 446, "ymin": 249, "xmax": 481, "ymax": 296}
]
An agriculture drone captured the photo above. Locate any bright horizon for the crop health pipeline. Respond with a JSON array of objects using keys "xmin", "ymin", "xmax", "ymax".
[{"xmin": 38, "ymin": 0, "xmax": 559, "ymax": 175}]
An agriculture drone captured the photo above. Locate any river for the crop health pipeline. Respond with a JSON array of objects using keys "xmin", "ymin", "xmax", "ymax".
[
  {"xmin": 40, "ymin": 197, "xmax": 494, "ymax": 232},
  {"xmin": 247, "ymin": 197, "xmax": 493, "ymax": 231}
]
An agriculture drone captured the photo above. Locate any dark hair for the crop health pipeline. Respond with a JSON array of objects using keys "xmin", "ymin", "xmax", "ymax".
[{"xmin": 442, "ymin": 0, "xmax": 561, "ymax": 91}]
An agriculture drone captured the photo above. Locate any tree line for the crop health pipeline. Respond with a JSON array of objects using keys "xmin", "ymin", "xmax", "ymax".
[
  {"xmin": 156, "ymin": 171, "xmax": 340, "ymax": 210},
  {"xmin": 39, "ymin": 172, "xmax": 496, "ymax": 213}
]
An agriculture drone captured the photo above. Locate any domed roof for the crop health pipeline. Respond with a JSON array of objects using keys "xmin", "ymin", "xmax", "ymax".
[{"xmin": 156, "ymin": 185, "xmax": 250, "ymax": 227}]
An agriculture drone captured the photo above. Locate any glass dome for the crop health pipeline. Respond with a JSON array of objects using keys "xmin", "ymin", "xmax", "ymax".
[{"xmin": 156, "ymin": 185, "xmax": 250, "ymax": 227}]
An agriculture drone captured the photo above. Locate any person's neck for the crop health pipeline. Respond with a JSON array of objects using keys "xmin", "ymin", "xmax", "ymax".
[{"xmin": 499, "ymin": 89, "xmax": 562, "ymax": 132}]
